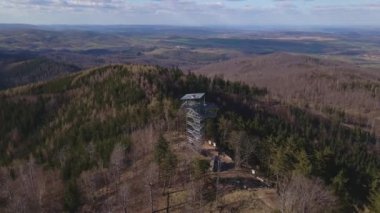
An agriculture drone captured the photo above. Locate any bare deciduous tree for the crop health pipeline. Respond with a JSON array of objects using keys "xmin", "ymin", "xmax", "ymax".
[
  {"xmin": 110, "ymin": 143, "xmax": 126, "ymax": 185},
  {"xmin": 240, "ymin": 136, "xmax": 257, "ymax": 168},
  {"xmin": 130, "ymin": 124, "xmax": 158, "ymax": 162},
  {"xmin": 16, "ymin": 158, "xmax": 45, "ymax": 212},
  {"xmin": 229, "ymin": 131, "xmax": 243, "ymax": 169},
  {"xmin": 228, "ymin": 131, "xmax": 256, "ymax": 169},
  {"xmin": 218, "ymin": 117, "xmax": 232, "ymax": 145},
  {"xmin": 118, "ymin": 184, "xmax": 130, "ymax": 213},
  {"xmin": 3, "ymin": 158, "xmax": 47, "ymax": 213},
  {"xmin": 80, "ymin": 170, "xmax": 97, "ymax": 204},
  {"xmin": 163, "ymin": 98, "xmax": 173, "ymax": 131},
  {"xmin": 0, "ymin": 168, "xmax": 9, "ymax": 211},
  {"xmin": 278, "ymin": 174, "xmax": 338, "ymax": 213}
]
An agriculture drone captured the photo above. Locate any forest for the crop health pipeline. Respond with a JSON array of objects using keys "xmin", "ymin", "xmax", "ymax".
[{"xmin": 0, "ymin": 65, "xmax": 379, "ymax": 212}]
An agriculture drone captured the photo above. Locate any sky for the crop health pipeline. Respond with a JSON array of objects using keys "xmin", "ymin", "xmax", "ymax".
[{"xmin": 0, "ymin": 0, "xmax": 380, "ymax": 26}]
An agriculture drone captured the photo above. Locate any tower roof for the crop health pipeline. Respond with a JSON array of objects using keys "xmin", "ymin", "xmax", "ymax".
[{"xmin": 180, "ymin": 93, "xmax": 205, "ymax": 100}]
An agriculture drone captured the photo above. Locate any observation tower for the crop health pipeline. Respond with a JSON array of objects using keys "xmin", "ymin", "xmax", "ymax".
[{"xmin": 181, "ymin": 93, "xmax": 217, "ymax": 147}]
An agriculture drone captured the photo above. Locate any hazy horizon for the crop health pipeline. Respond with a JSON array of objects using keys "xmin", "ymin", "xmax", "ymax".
[
  {"xmin": 1, "ymin": 23, "xmax": 380, "ymax": 32},
  {"xmin": 1, "ymin": 0, "xmax": 380, "ymax": 26}
]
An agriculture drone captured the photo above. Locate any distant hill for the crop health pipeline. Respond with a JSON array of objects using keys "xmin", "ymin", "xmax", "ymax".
[
  {"xmin": 0, "ymin": 57, "xmax": 80, "ymax": 89},
  {"xmin": 0, "ymin": 24, "xmax": 38, "ymax": 30},
  {"xmin": 194, "ymin": 52, "xmax": 380, "ymax": 128}
]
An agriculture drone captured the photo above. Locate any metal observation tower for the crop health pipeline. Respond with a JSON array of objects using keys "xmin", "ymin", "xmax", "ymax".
[{"xmin": 181, "ymin": 93, "xmax": 217, "ymax": 147}]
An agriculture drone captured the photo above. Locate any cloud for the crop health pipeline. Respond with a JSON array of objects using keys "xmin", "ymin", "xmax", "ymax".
[
  {"xmin": 1, "ymin": 0, "xmax": 380, "ymax": 26},
  {"xmin": 1, "ymin": 0, "xmax": 126, "ymax": 11},
  {"xmin": 313, "ymin": 3, "xmax": 380, "ymax": 12},
  {"xmin": 0, "ymin": 0, "xmax": 229, "ymax": 14}
]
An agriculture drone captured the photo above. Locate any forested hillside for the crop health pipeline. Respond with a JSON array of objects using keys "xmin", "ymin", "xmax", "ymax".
[
  {"xmin": 0, "ymin": 65, "xmax": 379, "ymax": 212},
  {"xmin": 0, "ymin": 57, "xmax": 80, "ymax": 89}
]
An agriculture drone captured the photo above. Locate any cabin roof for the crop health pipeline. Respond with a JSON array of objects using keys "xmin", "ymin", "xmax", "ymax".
[{"xmin": 180, "ymin": 93, "xmax": 205, "ymax": 100}]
